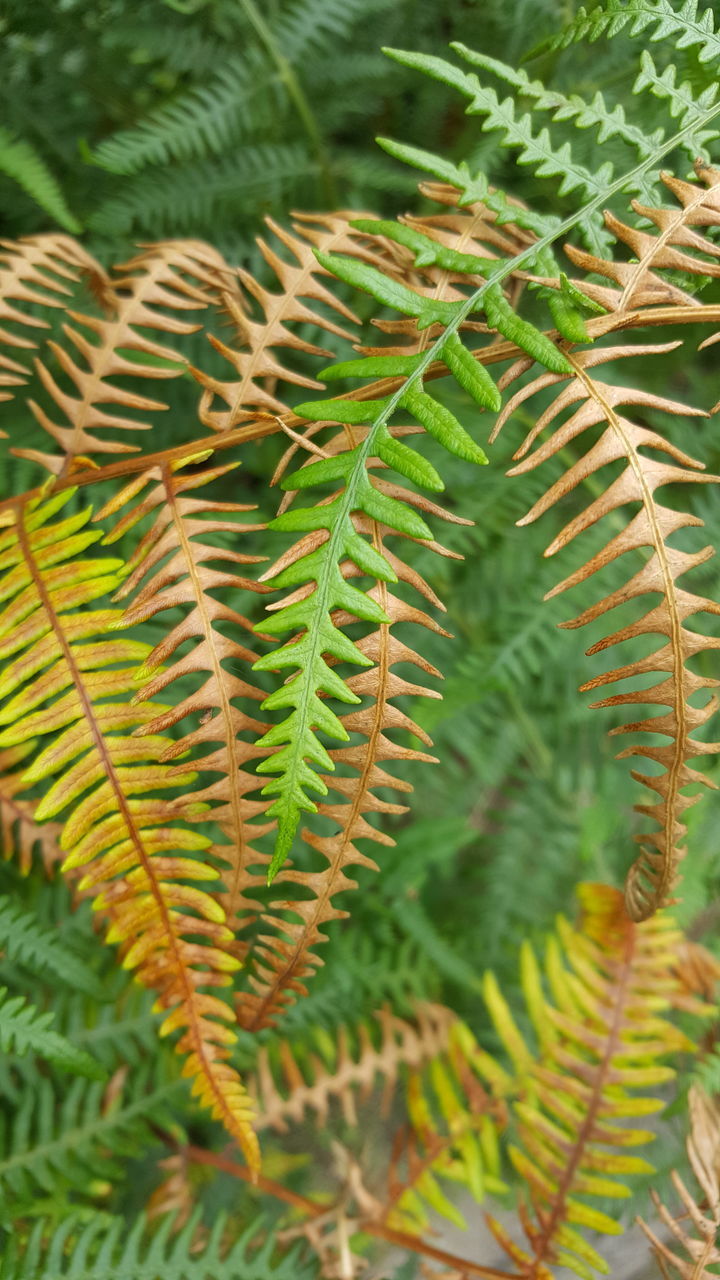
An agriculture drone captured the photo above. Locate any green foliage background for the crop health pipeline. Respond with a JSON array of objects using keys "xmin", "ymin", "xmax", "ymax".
[{"xmin": 1, "ymin": 0, "xmax": 720, "ymax": 1271}]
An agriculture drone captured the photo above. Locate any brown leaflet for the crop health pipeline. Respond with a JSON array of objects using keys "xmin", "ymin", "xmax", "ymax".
[
  {"xmin": 16, "ymin": 240, "xmax": 240, "ymax": 475},
  {"xmin": 96, "ymin": 455, "xmax": 273, "ymax": 940},
  {"xmin": 493, "ymin": 344, "xmax": 720, "ymax": 920}
]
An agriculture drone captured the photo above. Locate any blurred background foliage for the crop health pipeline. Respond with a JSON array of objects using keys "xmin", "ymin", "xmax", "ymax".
[{"xmin": 1, "ymin": 0, "xmax": 720, "ymax": 1256}]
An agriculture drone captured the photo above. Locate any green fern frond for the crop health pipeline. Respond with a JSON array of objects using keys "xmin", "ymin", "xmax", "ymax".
[
  {"xmin": 0, "ymin": 1071, "xmax": 183, "ymax": 1215},
  {"xmin": 0, "ymin": 130, "xmax": 80, "ymax": 234},
  {"xmin": 547, "ymin": 0, "xmax": 720, "ymax": 65},
  {"xmin": 634, "ymin": 50, "xmax": 720, "ymax": 155},
  {"xmin": 0, "ymin": 989, "xmax": 104, "ymax": 1081},
  {"xmin": 0, "ymin": 1212, "xmax": 312, "ymax": 1279},
  {"xmin": 0, "ymin": 898, "xmax": 102, "ymax": 999}
]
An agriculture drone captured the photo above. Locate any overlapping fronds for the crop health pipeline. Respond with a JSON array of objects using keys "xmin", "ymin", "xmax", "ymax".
[
  {"xmin": 640, "ymin": 1086, "xmax": 720, "ymax": 1280},
  {"xmin": 237, "ymin": 432, "xmax": 465, "ymax": 1027},
  {"xmin": 492, "ymin": 343, "xmax": 720, "ymax": 920},
  {"xmin": 18, "ymin": 241, "xmax": 240, "ymax": 476},
  {"xmin": 0, "ymin": 895, "xmax": 101, "ymax": 996},
  {"xmin": 564, "ymin": 163, "xmax": 720, "ymax": 315},
  {"xmin": 475, "ymin": 883, "xmax": 707, "ymax": 1278},
  {"xmin": 0, "ymin": 490, "xmax": 258, "ymax": 1167},
  {"xmin": 249, "ymin": 1002, "xmax": 457, "ymax": 1133},
  {"xmin": 97, "ymin": 454, "xmax": 270, "ymax": 938},
  {"xmin": 379, "ymin": 1019, "xmax": 506, "ymax": 1237},
  {"xmin": 251, "ymin": 208, "xmax": 586, "ymax": 878},
  {"xmin": 192, "ymin": 212, "xmax": 388, "ymax": 428},
  {"xmin": 0, "ymin": 1212, "xmax": 312, "ymax": 1280}
]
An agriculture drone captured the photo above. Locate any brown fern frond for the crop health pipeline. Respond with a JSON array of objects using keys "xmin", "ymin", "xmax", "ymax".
[
  {"xmin": 640, "ymin": 1086, "xmax": 720, "ymax": 1280},
  {"xmin": 236, "ymin": 427, "xmax": 466, "ymax": 1030},
  {"xmin": 96, "ymin": 454, "xmax": 272, "ymax": 938},
  {"xmin": 492, "ymin": 343, "xmax": 720, "ymax": 920},
  {"xmin": 478, "ymin": 883, "xmax": 707, "ymax": 1279},
  {"xmin": 192, "ymin": 213, "xmax": 397, "ymax": 430},
  {"xmin": 0, "ymin": 489, "xmax": 259, "ymax": 1168},
  {"xmin": 564, "ymin": 162, "xmax": 720, "ymax": 315},
  {"xmin": 0, "ymin": 744, "xmax": 61, "ymax": 874},
  {"xmin": 0, "ymin": 235, "xmax": 111, "ymax": 404},
  {"xmin": 251, "ymin": 1003, "xmax": 457, "ymax": 1135},
  {"xmin": 16, "ymin": 240, "xmax": 239, "ymax": 476}
]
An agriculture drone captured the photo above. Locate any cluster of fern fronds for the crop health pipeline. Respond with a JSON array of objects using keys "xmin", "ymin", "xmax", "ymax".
[{"xmin": 1, "ymin": 2, "xmax": 720, "ymax": 1277}]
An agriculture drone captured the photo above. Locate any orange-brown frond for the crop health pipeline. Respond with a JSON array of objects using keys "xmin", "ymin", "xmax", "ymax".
[
  {"xmin": 0, "ymin": 235, "xmax": 110, "ymax": 408},
  {"xmin": 493, "ymin": 344, "xmax": 720, "ymax": 920},
  {"xmin": 17, "ymin": 241, "xmax": 240, "ymax": 475},
  {"xmin": 0, "ymin": 743, "xmax": 61, "ymax": 874},
  {"xmin": 0, "ymin": 489, "xmax": 258, "ymax": 1168},
  {"xmin": 97, "ymin": 454, "xmax": 272, "ymax": 937}
]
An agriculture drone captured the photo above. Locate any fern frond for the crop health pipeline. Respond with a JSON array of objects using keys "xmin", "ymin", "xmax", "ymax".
[
  {"xmin": 0, "ymin": 1212, "xmax": 312, "ymax": 1280},
  {"xmin": 0, "ymin": 1070, "xmax": 182, "ymax": 1213},
  {"xmin": 193, "ymin": 212, "xmax": 383, "ymax": 428},
  {"xmin": 380, "ymin": 1020, "xmax": 506, "ymax": 1237},
  {"xmin": 0, "ymin": 236, "xmax": 108, "ymax": 396},
  {"xmin": 0, "ymin": 490, "xmax": 258, "ymax": 1167},
  {"xmin": 17, "ymin": 239, "xmax": 239, "ymax": 476},
  {"xmin": 97, "ymin": 454, "xmax": 270, "ymax": 936},
  {"xmin": 634, "ymin": 52, "xmax": 720, "ymax": 156},
  {"xmin": 249, "ymin": 1002, "xmax": 457, "ymax": 1133},
  {"xmin": 640, "ymin": 1085, "xmax": 720, "ymax": 1280},
  {"xmin": 493, "ymin": 342, "xmax": 720, "ymax": 919},
  {"xmin": 92, "ymin": 51, "xmax": 276, "ymax": 175},
  {"xmin": 0, "ymin": 988, "xmax": 103, "ymax": 1080},
  {"xmin": 0, "ymin": 130, "xmax": 80, "ymax": 234},
  {"xmin": 0, "ymin": 896, "xmax": 101, "ymax": 997},
  {"xmin": 547, "ymin": 0, "xmax": 720, "ymax": 66},
  {"xmin": 478, "ymin": 883, "xmax": 706, "ymax": 1278}
]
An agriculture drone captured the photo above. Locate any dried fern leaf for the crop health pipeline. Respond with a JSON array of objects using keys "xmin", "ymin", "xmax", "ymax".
[
  {"xmin": 478, "ymin": 883, "xmax": 708, "ymax": 1278},
  {"xmin": 0, "ymin": 235, "xmax": 110, "ymax": 401},
  {"xmin": 17, "ymin": 240, "xmax": 239, "ymax": 475},
  {"xmin": 493, "ymin": 343, "xmax": 720, "ymax": 920},
  {"xmin": 193, "ymin": 213, "xmax": 387, "ymax": 430},
  {"xmin": 0, "ymin": 489, "xmax": 258, "ymax": 1168},
  {"xmin": 640, "ymin": 1086, "xmax": 720, "ymax": 1280},
  {"xmin": 250, "ymin": 1002, "xmax": 457, "ymax": 1134},
  {"xmin": 97, "ymin": 454, "xmax": 272, "ymax": 938}
]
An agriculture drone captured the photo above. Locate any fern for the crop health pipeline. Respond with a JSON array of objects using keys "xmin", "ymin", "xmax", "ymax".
[
  {"xmin": 0, "ymin": 130, "xmax": 80, "ymax": 235},
  {"xmin": 546, "ymin": 0, "xmax": 720, "ymax": 66},
  {"xmin": 0, "ymin": 1213, "xmax": 313, "ymax": 1280}
]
